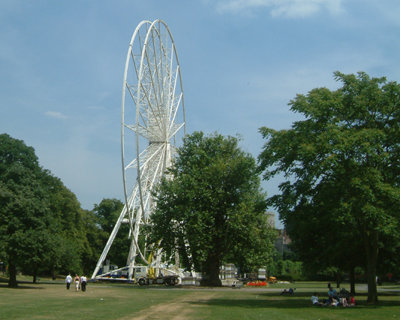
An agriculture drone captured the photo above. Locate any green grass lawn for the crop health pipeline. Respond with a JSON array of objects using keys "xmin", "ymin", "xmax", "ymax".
[{"xmin": 1, "ymin": 280, "xmax": 400, "ymax": 319}]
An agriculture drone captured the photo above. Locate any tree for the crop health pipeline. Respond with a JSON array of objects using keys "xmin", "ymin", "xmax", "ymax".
[
  {"xmin": 149, "ymin": 132, "xmax": 276, "ymax": 286},
  {"xmin": 40, "ymin": 172, "xmax": 92, "ymax": 277},
  {"xmin": 0, "ymin": 134, "xmax": 54, "ymax": 287},
  {"xmin": 281, "ymin": 195, "xmax": 365, "ymax": 292},
  {"xmin": 80, "ymin": 208, "xmax": 104, "ymax": 275},
  {"xmin": 93, "ymin": 198, "xmax": 130, "ymax": 268},
  {"xmin": 258, "ymin": 72, "xmax": 400, "ymax": 303},
  {"xmin": 0, "ymin": 134, "xmax": 95, "ymax": 285}
]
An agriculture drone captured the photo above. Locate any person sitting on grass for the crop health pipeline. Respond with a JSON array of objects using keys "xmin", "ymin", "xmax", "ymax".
[
  {"xmin": 311, "ymin": 293, "xmax": 323, "ymax": 306},
  {"xmin": 340, "ymin": 297, "xmax": 349, "ymax": 307},
  {"xmin": 280, "ymin": 289, "xmax": 288, "ymax": 295},
  {"xmin": 280, "ymin": 288, "xmax": 295, "ymax": 295},
  {"xmin": 328, "ymin": 286, "xmax": 338, "ymax": 300},
  {"xmin": 331, "ymin": 297, "xmax": 340, "ymax": 307},
  {"xmin": 339, "ymin": 288, "xmax": 350, "ymax": 300},
  {"xmin": 349, "ymin": 296, "xmax": 356, "ymax": 306}
]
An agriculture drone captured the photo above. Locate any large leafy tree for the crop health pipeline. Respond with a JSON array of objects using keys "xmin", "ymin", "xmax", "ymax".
[
  {"xmin": 150, "ymin": 132, "xmax": 276, "ymax": 286},
  {"xmin": 0, "ymin": 134, "xmax": 54, "ymax": 287},
  {"xmin": 0, "ymin": 134, "xmax": 96, "ymax": 285},
  {"xmin": 258, "ymin": 72, "xmax": 400, "ymax": 303}
]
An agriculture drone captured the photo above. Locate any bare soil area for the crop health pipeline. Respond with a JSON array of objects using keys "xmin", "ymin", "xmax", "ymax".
[{"xmin": 122, "ymin": 291, "xmax": 218, "ymax": 320}]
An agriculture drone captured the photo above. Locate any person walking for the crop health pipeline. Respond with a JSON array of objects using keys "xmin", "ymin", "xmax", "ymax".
[
  {"xmin": 74, "ymin": 274, "xmax": 80, "ymax": 292},
  {"xmin": 80, "ymin": 275, "xmax": 87, "ymax": 292},
  {"xmin": 65, "ymin": 274, "xmax": 72, "ymax": 290}
]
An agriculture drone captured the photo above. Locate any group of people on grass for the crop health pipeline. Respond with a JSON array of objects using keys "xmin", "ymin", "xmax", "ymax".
[
  {"xmin": 65, "ymin": 274, "xmax": 87, "ymax": 292},
  {"xmin": 311, "ymin": 284, "xmax": 355, "ymax": 307}
]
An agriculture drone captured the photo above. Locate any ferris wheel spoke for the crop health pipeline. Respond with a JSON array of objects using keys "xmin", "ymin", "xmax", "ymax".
[
  {"xmin": 167, "ymin": 65, "xmax": 180, "ymax": 120},
  {"xmin": 137, "ymin": 143, "xmax": 165, "ymax": 172},
  {"xmin": 123, "ymin": 123, "xmax": 153, "ymax": 141},
  {"xmin": 169, "ymin": 123, "xmax": 185, "ymax": 140},
  {"xmin": 143, "ymin": 45, "xmax": 162, "ymax": 115},
  {"xmin": 150, "ymin": 30, "xmax": 163, "ymax": 109},
  {"xmin": 166, "ymin": 43, "xmax": 175, "ymax": 116},
  {"xmin": 169, "ymin": 92, "xmax": 183, "ymax": 131},
  {"xmin": 123, "ymin": 123, "xmax": 136, "ymax": 133},
  {"xmin": 130, "ymin": 51, "xmax": 141, "ymax": 82},
  {"xmin": 126, "ymin": 83, "xmax": 138, "ymax": 107},
  {"xmin": 139, "ymin": 149, "xmax": 166, "ymax": 221},
  {"xmin": 124, "ymin": 147, "xmax": 148, "ymax": 170},
  {"xmin": 126, "ymin": 185, "xmax": 140, "ymax": 232},
  {"xmin": 157, "ymin": 25, "xmax": 166, "ymax": 103},
  {"xmin": 158, "ymin": 38, "xmax": 170, "ymax": 100},
  {"xmin": 138, "ymin": 81, "xmax": 164, "ymax": 134}
]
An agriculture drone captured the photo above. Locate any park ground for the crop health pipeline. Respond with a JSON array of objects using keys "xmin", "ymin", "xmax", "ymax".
[{"xmin": 1, "ymin": 278, "xmax": 400, "ymax": 319}]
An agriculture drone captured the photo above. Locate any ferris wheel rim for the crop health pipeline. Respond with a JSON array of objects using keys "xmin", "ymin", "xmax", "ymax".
[
  {"xmin": 121, "ymin": 19, "xmax": 186, "ymax": 222},
  {"xmin": 121, "ymin": 19, "xmax": 152, "ymax": 218}
]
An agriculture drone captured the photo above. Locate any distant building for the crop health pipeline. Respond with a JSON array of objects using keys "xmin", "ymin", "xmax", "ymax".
[
  {"xmin": 220, "ymin": 263, "xmax": 238, "ymax": 279},
  {"xmin": 265, "ymin": 211, "xmax": 275, "ymax": 229},
  {"xmin": 275, "ymin": 229, "xmax": 291, "ymax": 255}
]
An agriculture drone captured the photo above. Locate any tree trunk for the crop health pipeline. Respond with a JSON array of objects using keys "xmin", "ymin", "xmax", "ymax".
[
  {"xmin": 200, "ymin": 253, "xmax": 221, "ymax": 286},
  {"xmin": 33, "ymin": 266, "xmax": 38, "ymax": 283},
  {"xmin": 8, "ymin": 261, "xmax": 18, "ymax": 288},
  {"xmin": 349, "ymin": 266, "xmax": 356, "ymax": 295},
  {"xmin": 335, "ymin": 271, "xmax": 341, "ymax": 288},
  {"xmin": 366, "ymin": 253, "xmax": 378, "ymax": 303},
  {"xmin": 364, "ymin": 233, "xmax": 378, "ymax": 304}
]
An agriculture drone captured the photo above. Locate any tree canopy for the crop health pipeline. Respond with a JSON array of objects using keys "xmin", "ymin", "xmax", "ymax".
[
  {"xmin": 0, "ymin": 134, "xmax": 100, "ymax": 286},
  {"xmin": 258, "ymin": 72, "xmax": 400, "ymax": 303},
  {"xmin": 149, "ymin": 132, "xmax": 276, "ymax": 286}
]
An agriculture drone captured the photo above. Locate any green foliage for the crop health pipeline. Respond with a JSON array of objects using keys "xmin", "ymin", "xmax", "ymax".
[
  {"xmin": 258, "ymin": 72, "xmax": 400, "ymax": 303},
  {"xmin": 266, "ymin": 248, "xmax": 304, "ymax": 281},
  {"xmin": 0, "ymin": 133, "xmax": 102, "ymax": 284},
  {"xmin": 149, "ymin": 132, "xmax": 276, "ymax": 285},
  {"xmin": 276, "ymin": 260, "xmax": 304, "ymax": 281},
  {"xmin": 93, "ymin": 198, "xmax": 129, "ymax": 268},
  {"xmin": 0, "ymin": 134, "xmax": 53, "ymax": 285}
]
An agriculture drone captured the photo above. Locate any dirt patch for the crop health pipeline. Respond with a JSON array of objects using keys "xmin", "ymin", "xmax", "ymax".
[{"xmin": 121, "ymin": 291, "xmax": 217, "ymax": 320}]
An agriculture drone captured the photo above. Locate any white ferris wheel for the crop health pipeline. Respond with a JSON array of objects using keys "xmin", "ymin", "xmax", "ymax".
[{"xmin": 92, "ymin": 19, "xmax": 186, "ymax": 281}]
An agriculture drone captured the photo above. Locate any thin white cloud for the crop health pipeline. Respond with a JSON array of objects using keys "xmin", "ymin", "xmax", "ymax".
[
  {"xmin": 45, "ymin": 111, "xmax": 68, "ymax": 119},
  {"xmin": 215, "ymin": 0, "xmax": 344, "ymax": 17}
]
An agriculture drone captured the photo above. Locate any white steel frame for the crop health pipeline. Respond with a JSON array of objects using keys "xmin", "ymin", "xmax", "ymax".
[{"xmin": 92, "ymin": 19, "xmax": 185, "ymax": 280}]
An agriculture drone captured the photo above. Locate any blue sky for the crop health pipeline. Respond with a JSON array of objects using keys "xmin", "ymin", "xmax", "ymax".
[{"xmin": 1, "ymin": 0, "xmax": 399, "ymax": 227}]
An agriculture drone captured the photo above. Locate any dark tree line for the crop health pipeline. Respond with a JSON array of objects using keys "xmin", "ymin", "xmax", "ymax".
[{"xmin": 0, "ymin": 133, "xmax": 128, "ymax": 287}]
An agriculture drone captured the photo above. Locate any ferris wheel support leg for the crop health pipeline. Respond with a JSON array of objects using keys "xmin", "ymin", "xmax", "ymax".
[{"xmin": 91, "ymin": 205, "xmax": 128, "ymax": 279}]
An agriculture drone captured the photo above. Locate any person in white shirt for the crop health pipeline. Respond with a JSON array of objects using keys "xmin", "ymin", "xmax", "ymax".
[
  {"xmin": 311, "ymin": 292, "xmax": 322, "ymax": 306},
  {"xmin": 65, "ymin": 274, "xmax": 72, "ymax": 290}
]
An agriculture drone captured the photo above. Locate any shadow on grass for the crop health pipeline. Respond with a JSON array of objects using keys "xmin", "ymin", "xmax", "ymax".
[
  {"xmin": 259, "ymin": 291, "xmax": 400, "ymax": 298},
  {"xmin": 187, "ymin": 298, "xmax": 400, "ymax": 309},
  {"xmin": 0, "ymin": 283, "xmax": 44, "ymax": 289},
  {"xmin": 186, "ymin": 290, "xmax": 400, "ymax": 310},
  {"xmin": 189, "ymin": 298, "xmax": 311, "ymax": 309}
]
